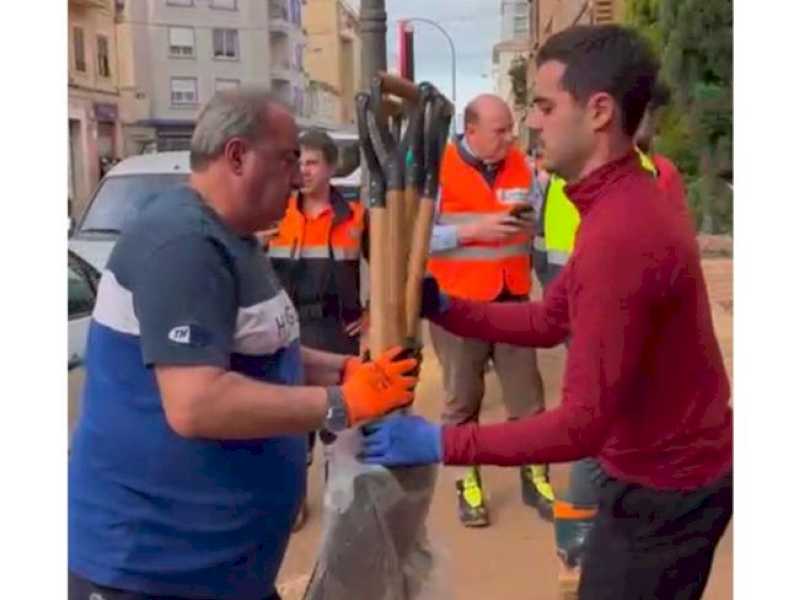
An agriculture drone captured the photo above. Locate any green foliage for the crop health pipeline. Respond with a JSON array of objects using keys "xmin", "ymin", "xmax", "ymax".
[
  {"xmin": 508, "ymin": 56, "xmax": 528, "ymax": 108},
  {"xmin": 626, "ymin": 0, "xmax": 733, "ymax": 233}
]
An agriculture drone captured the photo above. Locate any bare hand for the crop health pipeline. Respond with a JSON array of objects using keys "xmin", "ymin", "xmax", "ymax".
[
  {"xmin": 344, "ymin": 314, "xmax": 368, "ymax": 337},
  {"xmin": 458, "ymin": 213, "xmax": 529, "ymax": 244},
  {"xmin": 256, "ymin": 226, "xmax": 280, "ymax": 248}
]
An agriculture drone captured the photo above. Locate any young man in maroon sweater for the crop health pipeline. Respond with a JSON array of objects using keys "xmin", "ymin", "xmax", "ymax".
[{"xmin": 360, "ymin": 24, "xmax": 732, "ymax": 600}]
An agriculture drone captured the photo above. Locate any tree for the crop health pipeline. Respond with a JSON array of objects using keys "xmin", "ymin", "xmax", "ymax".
[
  {"xmin": 625, "ymin": 0, "xmax": 733, "ymax": 233},
  {"xmin": 508, "ymin": 55, "xmax": 528, "ymax": 108},
  {"xmin": 660, "ymin": 0, "xmax": 733, "ymax": 233}
]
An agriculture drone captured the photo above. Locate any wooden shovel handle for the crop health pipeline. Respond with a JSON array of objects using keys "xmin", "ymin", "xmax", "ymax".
[
  {"xmin": 368, "ymin": 207, "xmax": 396, "ymax": 354},
  {"xmin": 376, "ymin": 71, "xmax": 421, "ymax": 102},
  {"xmin": 386, "ymin": 189, "xmax": 408, "ymax": 344},
  {"xmin": 404, "ymin": 195, "xmax": 436, "ymax": 340}
]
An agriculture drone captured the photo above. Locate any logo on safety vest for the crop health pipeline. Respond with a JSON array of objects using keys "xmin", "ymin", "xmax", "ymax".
[{"xmin": 498, "ymin": 187, "xmax": 529, "ymax": 204}]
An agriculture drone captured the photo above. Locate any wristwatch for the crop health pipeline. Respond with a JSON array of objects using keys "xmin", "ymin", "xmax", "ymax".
[{"xmin": 324, "ymin": 386, "xmax": 350, "ymax": 433}]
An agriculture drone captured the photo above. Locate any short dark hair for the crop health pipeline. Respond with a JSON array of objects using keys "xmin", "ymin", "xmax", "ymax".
[
  {"xmin": 536, "ymin": 24, "xmax": 659, "ymax": 137},
  {"xmin": 299, "ymin": 128, "xmax": 338, "ymax": 166}
]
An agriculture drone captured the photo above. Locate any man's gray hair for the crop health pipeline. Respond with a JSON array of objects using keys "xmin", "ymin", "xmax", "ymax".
[{"xmin": 189, "ymin": 86, "xmax": 284, "ymax": 171}]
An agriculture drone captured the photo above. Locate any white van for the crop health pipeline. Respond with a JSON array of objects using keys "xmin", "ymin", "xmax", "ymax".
[{"xmin": 69, "ymin": 132, "xmax": 361, "ymax": 271}]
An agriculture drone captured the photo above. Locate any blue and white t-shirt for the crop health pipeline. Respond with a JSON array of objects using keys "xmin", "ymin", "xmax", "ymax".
[{"xmin": 69, "ymin": 186, "xmax": 306, "ymax": 600}]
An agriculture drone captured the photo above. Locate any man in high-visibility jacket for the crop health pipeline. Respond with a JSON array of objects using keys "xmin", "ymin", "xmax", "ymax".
[
  {"xmin": 268, "ymin": 129, "xmax": 367, "ymax": 529},
  {"xmin": 427, "ymin": 94, "xmax": 552, "ymax": 527}
]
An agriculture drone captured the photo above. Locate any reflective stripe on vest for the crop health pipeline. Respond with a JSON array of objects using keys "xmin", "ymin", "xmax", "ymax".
[
  {"xmin": 269, "ymin": 245, "xmax": 358, "ymax": 260},
  {"xmin": 547, "ymin": 249, "xmax": 570, "ymax": 266},
  {"xmin": 432, "ymin": 243, "xmax": 531, "ymax": 260}
]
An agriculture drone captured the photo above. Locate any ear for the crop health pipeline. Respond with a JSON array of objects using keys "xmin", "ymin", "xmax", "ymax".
[
  {"xmin": 223, "ymin": 137, "xmax": 248, "ymax": 175},
  {"xmin": 586, "ymin": 92, "xmax": 615, "ymax": 132}
]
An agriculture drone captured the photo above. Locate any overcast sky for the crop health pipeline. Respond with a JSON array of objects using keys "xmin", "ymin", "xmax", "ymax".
[{"xmin": 348, "ymin": 1, "xmax": 502, "ymax": 114}]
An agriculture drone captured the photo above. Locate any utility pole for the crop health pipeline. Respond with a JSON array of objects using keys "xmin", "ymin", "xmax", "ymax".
[
  {"xmin": 360, "ymin": 0, "xmax": 387, "ymax": 91},
  {"xmin": 357, "ymin": 0, "xmax": 387, "ymax": 304}
]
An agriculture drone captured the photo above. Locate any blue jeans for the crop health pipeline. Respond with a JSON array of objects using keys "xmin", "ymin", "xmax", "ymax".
[{"xmin": 563, "ymin": 458, "xmax": 607, "ymax": 506}]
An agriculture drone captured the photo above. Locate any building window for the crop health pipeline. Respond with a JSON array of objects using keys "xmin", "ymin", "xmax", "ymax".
[
  {"xmin": 210, "ymin": 0, "xmax": 237, "ymax": 9},
  {"xmin": 166, "ymin": 0, "xmax": 194, "ymax": 6},
  {"xmin": 170, "ymin": 77, "xmax": 198, "ymax": 105},
  {"xmin": 513, "ymin": 16, "xmax": 529, "ymax": 35},
  {"xmin": 97, "ymin": 35, "xmax": 111, "ymax": 78},
  {"xmin": 269, "ymin": 0, "xmax": 288, "ymax": 20},
  {"xmin": 213, "ymin": 28, "xmax": 240, "ymax": 59},
  {"xmin": 288, "ymin": 0, "xmax": 301, "ymax": 26},
  {"xmin": 294, "ymin": 44, "xmax": 303, "ymax": 70},
  {"xmin": 215, "ymin": 78, "xmax": 240, "ymax": 92},
  {"xmin": 73, "ymin": 27, "xmax": 86, "ymax": 72},
  {"xmin": 168, "ymin": 27, "xmax": 195, "ymax": 57}
]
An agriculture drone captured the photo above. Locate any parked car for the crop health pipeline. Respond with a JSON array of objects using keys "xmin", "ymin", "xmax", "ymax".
[
  {"xmin": 69, "ymin": 131, "xmax": 361, "ymax": 271},
  {"xmin": 68, "ymin": 250, "xmax": 100, "ymax": 443}
]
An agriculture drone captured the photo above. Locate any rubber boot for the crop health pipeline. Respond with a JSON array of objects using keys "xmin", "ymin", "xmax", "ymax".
[
  {"xmin": 521, "ymin": 464, "xmax": 555, "ymax": 521},
  {"xmin": 553, "ymin": 500, "xmax": 597, "ymax": 568}
]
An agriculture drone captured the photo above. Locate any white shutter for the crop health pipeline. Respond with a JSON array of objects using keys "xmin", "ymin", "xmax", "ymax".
[{"xmin": 169, "ymin": 27, "xmax": 194, "ymax": 49}]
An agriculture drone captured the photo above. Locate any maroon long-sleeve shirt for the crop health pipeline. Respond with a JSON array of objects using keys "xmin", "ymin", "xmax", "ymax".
[{"xmin": 437, "ymin": 152, "xmax": 732, "ymax": 491}]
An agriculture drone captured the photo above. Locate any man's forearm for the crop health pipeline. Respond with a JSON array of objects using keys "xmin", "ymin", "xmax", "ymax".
[
  {"xmin": 431, "ymin": 297, "xmax": 569, "ymax": 348},
  {"xmin": 160, "ymin": 367, "xmax": 328, "ymax": 440},
  {"xmin": 441, "ymin": 404, "xmax": 601, "ymax": 466},
  {"xmin": 301, "ymin": 345, "xmax": 350, "ymax": 386}
]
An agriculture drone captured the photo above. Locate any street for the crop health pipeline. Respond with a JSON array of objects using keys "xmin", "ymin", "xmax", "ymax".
[{"xmin": 277, "ymin": 256, "xmax": 734, "ymax": 599}]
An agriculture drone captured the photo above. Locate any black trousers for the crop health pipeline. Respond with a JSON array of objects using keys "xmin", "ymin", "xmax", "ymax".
[
  {"xmin": 579, "ymin": 470, "xmax": 732, "ymax": 600},
  {"xmin": 68, "ymin": 572, "xmax": 281, "ymax": 600}
]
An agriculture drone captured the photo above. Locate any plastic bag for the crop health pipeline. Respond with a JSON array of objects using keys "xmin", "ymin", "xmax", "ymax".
[{"xmin": 303, "ymin": 428, "xmax": 448, "ymax": 600}]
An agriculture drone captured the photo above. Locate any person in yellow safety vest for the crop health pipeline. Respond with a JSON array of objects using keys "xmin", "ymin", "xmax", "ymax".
[
  {"xmin": 532, "ymin": 149, "xmax": 655, "ymax": 288},
  {"xmin": 532, "ymin": 84, "xmax": 691, "ymax": 571},
  {"xmin": 427, "ymin": 94, "xmax": 553, "ymax": 528}
]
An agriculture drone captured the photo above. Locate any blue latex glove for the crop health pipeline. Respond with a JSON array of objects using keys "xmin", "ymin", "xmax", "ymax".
[
  {"xmin": 360, "ymin": 415, "xmax": 443, "ymax": 467},
  {"xmin": 420, "ymin": 276, "xmax": 450, "ymax": 319}
]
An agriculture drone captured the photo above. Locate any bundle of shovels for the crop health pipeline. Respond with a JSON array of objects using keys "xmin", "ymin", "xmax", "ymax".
[{"xmin": 303, "ymin": 74, "xmax": 453, "ymax": 600}]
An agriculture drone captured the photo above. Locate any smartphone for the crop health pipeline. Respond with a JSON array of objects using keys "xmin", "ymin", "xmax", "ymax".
[{"xmin": 509, "ymin": 204, "xmax": 535, "ymax": 222}]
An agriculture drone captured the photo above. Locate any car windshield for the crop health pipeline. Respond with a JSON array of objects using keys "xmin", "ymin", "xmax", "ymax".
[{"xmin": 78, "ymin": 173, "xmax": 188, "ymax": 234}]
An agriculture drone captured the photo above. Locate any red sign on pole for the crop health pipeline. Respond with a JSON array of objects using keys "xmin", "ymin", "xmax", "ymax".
[{"xmin": 397, "ymin": 20, "xmax": 415, "ymax": 81}]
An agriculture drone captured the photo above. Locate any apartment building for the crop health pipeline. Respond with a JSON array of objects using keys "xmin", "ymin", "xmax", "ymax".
[
  {"xmin": 115, "ymin": 0, "xmax": 306, "ymax": 153},
  {"xmin": 303, "ymin": 0, "xmax": 361, "ymax": 126},
  {"xmin": 68, "ymin": 0, "xmax": 123, "ymax": 215},
  {"xmin": 501, "ymin": 0, "xmax": 532, "ymax": 41}
]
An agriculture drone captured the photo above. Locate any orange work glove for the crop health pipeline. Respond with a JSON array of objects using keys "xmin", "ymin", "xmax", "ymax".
[
  {"xmin": 340, "ymin": 356, "xmax": 363, "ymax": 383},
  {"xmin": 340, "ymin": 346, "xmax": 418, "ymax": 426}
]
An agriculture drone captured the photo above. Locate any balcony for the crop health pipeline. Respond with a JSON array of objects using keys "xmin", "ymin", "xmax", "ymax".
[
  {"xmin": 592, "ymin": 0, "xmax": 616, "ymax": 24},
  {"xmin": 270, "ymin": 21, "xmax": 294, "ymax": 36},
  {"xmin": 269, "ymin": 0, "xmax": 290, "ymax": 23},
  {"xmin": 271, "ymin": 59, "xmax": 294, "ymax": 82}
]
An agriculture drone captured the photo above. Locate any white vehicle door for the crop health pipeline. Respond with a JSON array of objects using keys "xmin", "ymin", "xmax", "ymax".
[{"xmin": 68, "ymin": 253, "xmax": 98, "ymax": 442}]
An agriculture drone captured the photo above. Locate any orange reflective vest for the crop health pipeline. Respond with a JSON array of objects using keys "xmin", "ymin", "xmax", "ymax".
[
  {"xmin": 427, "ymin": 143, "xmax": 533, "ymax": 301},
  {"xmin": 269, "ymin": 189, "xmax": 365, "ymax": 321}
]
